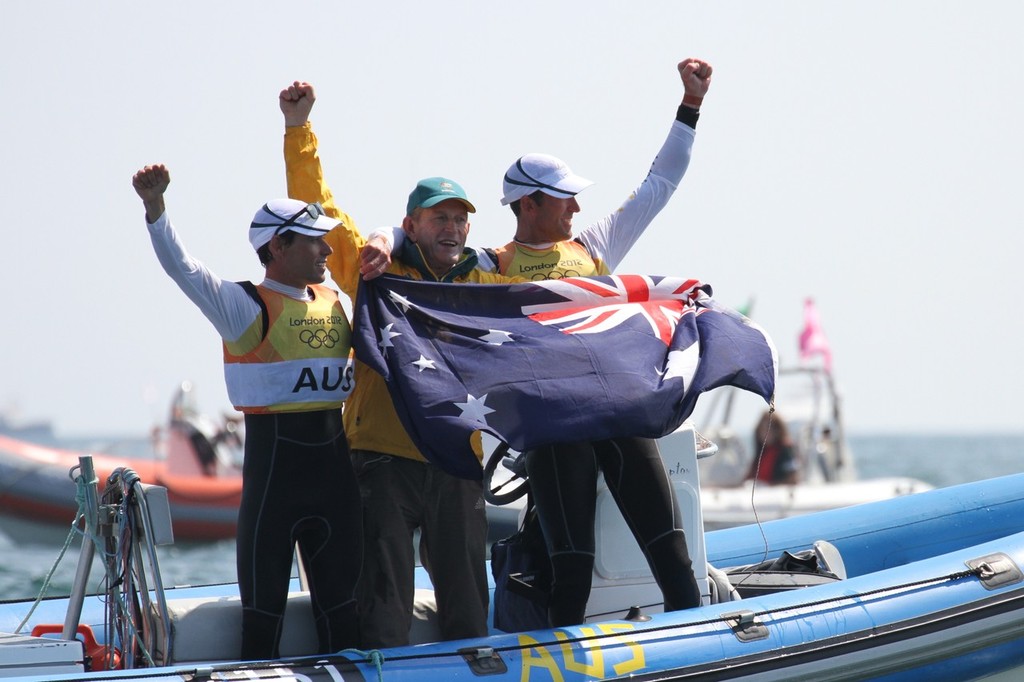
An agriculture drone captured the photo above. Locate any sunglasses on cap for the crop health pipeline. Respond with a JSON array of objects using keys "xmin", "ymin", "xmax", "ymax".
[{"xmin": 252, "ymin": 202, "xmax": 327, "ymax": 235}]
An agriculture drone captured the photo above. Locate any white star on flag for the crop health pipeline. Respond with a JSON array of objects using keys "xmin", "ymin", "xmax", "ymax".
[
  {"xmin": 412, "ymin": 355, "xmax": 436, "ymax": 372},
  {"xmin": 455, "ymin": 394, "xmax": 495, "ymax": 424},
  {"xmin": 378, "ymin": 323, "xmax": 402, "ymax": 355},
  {"xmin": 389, "ymin": 291, "xmax": 414, "ymax": 312},
  {"xmin": 663, "ymin": 342, "xmax": 699, "ymax": 387},
  {"xmin": 480, "ymin": 329, "xmax": 514, "ymax": 345}
]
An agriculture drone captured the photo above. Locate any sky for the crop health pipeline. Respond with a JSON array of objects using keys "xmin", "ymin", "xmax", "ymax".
[{"xmin": 2, "ymin": 1, "xmax": 1022, "ymax": 439}]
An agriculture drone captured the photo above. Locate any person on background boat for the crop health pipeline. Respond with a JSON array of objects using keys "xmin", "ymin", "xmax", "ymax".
[
  {"xmin": 747, "ymin": 410, "xmax": 800, "ymax": 485},
  {"xmin": 279, "ymin": 82, "xmax": 524, "ymax": 647},
  {"xmin": 291, "ymin": 56, "xmax": 713, "ymax": 627},
  {"xmin": 133, "ymin": 165, "xmax": 362, "ymax": 659}
]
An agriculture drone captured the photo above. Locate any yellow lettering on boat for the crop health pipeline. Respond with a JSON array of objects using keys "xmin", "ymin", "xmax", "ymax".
[
  {"xmin": 518, "ymin": 633, "xmax": 565, "ymax": 682},
  {"xmin": 518, "ymin": 625, "xmax": 644, "ymax": 680},
  {"xmin": 555, "ymin": 629, "xmax": 604, "ymax": 677},
  {"xmin": 598, "ymin": 623, "xmax": 645, "ymax": 676}
]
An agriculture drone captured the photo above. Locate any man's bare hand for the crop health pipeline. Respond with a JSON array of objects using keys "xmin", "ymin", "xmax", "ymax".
[
  {"xmin": 360, "ymin": 234, "xmax": 393, "ymax": 280},
  {"xmin": 280, "ymin": 81, "xmax": 316, "ymax": 127},
  {"xmin": 678, "ymin": 58, "xmax": 713, "ymax": 107},
  {"xmin": 133, "ymin": 164, "xmax": 170, "ymax": 223}
]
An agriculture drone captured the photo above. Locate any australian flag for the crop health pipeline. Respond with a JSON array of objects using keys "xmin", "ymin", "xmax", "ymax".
[{"xmin": 353, "ymin": 274, "xmax": 777, "ymax": 479}]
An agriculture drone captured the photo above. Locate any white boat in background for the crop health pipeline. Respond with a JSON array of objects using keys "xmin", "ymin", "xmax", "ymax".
[
  {"xmin": 673, "ymin": 368, "xmax": 934, "ymax": 530},
  {"xmin": 683, "ymin": 297, "xmax": 933, "ymax": 529}
]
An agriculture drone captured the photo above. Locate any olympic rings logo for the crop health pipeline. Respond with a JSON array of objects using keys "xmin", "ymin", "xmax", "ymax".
[
  {"xmin": 299, "ymin": 328, "xmax": 342, "ymax": 349},
  {"xmin": 531, "ymin": 270, "xmax": 582, "ymax": 281}
]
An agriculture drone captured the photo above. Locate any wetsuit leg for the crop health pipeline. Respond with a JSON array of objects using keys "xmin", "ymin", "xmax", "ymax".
[
  {"xmin": 237, "ymin": 414, "xmax": 289, "ymax": 659},
  {"xmin": 350, "ymin": 451, "xmax": 422, "ymax": 648},
  {"xmin": 237, "ymin": 411, "xmax": 361, "ymax": 660},
  {"xmin": 524, "ymin": 442, "xmax": 599, "ymax": 627},
  {"xmin": 282, "ymin": 410, "xmax": 361, "ymax": 653},
  {"xmin": 595, "ymin": 437, "xmax": 701, "ymax": 611},
  {"xmin": 420, "ymin": 465, "xmax": 489, "ymax": 640}
]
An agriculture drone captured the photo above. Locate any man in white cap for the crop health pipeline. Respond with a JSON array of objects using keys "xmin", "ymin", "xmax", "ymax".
[
  {"xmin": 278, "ymin": 83, "xmax": 522, "ymax": 648},
  {"xmin": 133, "ymin": 164, "xmax": 362, "ymax": 659},
  {"xmin": 478, "ymin": 59, "xmax": 712, "ymax": 627}
]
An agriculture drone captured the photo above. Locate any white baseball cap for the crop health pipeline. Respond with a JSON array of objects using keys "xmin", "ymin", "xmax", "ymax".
[
  {"xmin": 249, "ymin": 199, "xmax": 341, "ymax": 250},
  {"xmin": 500, "ymin": 153, "xmax": 594, "ymax": 206}
]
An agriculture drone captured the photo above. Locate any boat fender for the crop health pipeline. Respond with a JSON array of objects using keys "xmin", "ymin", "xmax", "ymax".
[{"xmin": 29, "ymin": 623, "xmax": 122, "ymax": 671}]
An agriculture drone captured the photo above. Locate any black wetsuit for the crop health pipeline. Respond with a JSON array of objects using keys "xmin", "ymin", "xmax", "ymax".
[
  {"xmin": 525, "ymin": 436, "xmax": 701, "ymax": 626},
  {"xmin": 237, "ymin": 409, "xmax": 362, "ymax": 658}
]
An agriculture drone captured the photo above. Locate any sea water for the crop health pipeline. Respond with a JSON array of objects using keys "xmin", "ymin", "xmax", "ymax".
[{"xmin": 1, "ymin": 433, "xmax": 1021, "ymax": 602}]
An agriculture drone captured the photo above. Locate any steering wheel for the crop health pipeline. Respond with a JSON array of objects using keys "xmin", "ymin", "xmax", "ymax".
[{"xmin": 482, "ymin": 442, "xmax": 531, "ymax": 506}]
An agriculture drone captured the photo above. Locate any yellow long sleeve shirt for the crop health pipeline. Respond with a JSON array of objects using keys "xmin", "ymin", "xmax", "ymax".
[{"xmin": 284, "ymin": 123, "xmax": 514, "ymax": 462}]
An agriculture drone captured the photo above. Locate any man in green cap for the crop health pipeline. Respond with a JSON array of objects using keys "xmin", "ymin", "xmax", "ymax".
[
  {"xmin": 280, "ymin": 52, "xmax": 715, "ymax": 635},
  {"xmin": 279, "ymin": 81, "xmax": 519, "ymax": 647}
]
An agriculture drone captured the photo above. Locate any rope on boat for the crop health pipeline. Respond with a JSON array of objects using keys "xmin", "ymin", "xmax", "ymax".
[
  {"xmin": 13, "ymin": 465, "xmax": 99, "ymax": 633},
  {"xmin": 102, "ymin": 468, "xmax": 161, "ymax": 668},
  {"xmin": 338, "ymin": 648, "xmax": 385, "ymax": 681}
]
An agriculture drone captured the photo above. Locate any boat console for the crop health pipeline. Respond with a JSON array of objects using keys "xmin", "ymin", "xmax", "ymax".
[{"xmin": 584, "ymin": 422, "xmax": 714, "ymax": 619}]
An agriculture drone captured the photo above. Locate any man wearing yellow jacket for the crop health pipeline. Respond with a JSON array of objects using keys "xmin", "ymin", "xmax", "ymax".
[
  {"xmin": 280, "ymin": 82, "xmax": 516, "ymax": 648},
  {"xmin": 286, "ymin": 55, "xmax": 713, "ymax": 631}
]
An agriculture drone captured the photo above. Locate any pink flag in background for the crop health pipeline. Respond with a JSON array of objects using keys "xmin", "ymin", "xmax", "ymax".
[{"xmin": 799, "ymin": 297, "xmax": 832, "ymax": 373}]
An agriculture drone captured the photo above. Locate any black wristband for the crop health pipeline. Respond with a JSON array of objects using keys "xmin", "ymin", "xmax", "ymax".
[{"xmin": 676, "ymin": 103, "xmax": 700, "ymax": 129}]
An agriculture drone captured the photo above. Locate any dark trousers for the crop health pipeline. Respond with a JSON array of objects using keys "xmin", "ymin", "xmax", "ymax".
[
  {"xmin": 351, "ymin": 451, "xmax": 489, "ymax": 647},
  {"xmin": 525, "ymin": 436, "xmax": 701, "ymax": 626}
]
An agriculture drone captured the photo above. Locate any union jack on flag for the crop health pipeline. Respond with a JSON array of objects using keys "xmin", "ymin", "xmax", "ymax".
[
  {"xmin": 523, "ymin": 275, "xmax": 695, "ymax": 343},
  {"xmin": 353, "ymin": 274, "xmax": 777, "ymax": 479}
]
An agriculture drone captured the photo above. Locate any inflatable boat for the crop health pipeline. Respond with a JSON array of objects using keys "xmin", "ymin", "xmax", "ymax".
[{"xmin": 0, "ymin": 424, "xmax": 1021, "ymax": 681}]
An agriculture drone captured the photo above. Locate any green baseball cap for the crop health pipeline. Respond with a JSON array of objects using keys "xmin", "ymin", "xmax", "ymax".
[{"xmin": 406, "ymin": 177, "xmax": 477, "ymax": 216}]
